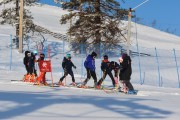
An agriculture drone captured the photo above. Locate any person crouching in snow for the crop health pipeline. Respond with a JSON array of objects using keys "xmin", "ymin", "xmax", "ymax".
[
  {"xmin": 36, "ymin": 53, "xmax": 47, "ymax": 85},
  {"xmin": 58, "ymin": 54, "xmax": 76, "ymax": 86},
  {"xmin": 96, "ymin": 55, "xmax": 116, "ymax": 89},
  {"xmin": 110, "ymin": 61, "xmax": 121, "ymax": 78},
  {"xmin": 110, "ymin": 61, "xmax": 121, "ymax": 89}
]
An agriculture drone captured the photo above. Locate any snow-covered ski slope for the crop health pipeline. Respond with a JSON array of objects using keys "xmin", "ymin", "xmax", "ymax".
[
  {"xmin": 30, "ymin": 4, "xmax": 180, "ymax": 50},
  {"xmin": 1, "ymin": 3, "xmax": 180, "ymax": 120}
]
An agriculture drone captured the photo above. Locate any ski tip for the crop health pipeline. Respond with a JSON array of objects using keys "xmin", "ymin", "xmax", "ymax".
[{"xmin": 11, "ymin": 80, "xmax": 23, "ymax": 81}]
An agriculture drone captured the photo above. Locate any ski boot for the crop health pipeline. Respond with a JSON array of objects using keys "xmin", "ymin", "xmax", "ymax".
[
  {"xmin": 127, "ymin": 90, "xmax": 137, "ymax": 95},
  {"xmin": 96, "ymin": 85, "xmax": 101, "ymax": 89},
  {"xmin": 71, "ymin": 82, "xmax": 76, "ymax": 86},
  {"xmin": 29, "ymin": 74, "xmax": 36, "ymax": 83},
  {"xmin": 58, "ymin": 81, "xmax": 64, "ymax": 86},
  {"xmin": 42, "ymin": 82, "xmax": 48, "ymax": 86},
  {"xmin": 78, "ymin": 79, "xmax": 88, "ymax": 88},
  {"xmin": 23, "ymin": 74, "xmax": 31, "ymax": 82}
]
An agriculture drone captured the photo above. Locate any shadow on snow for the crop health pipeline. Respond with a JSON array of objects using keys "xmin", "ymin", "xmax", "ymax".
[{"xmin": 0, "ymin": 89, "xmax": 172, "ymax": 119}]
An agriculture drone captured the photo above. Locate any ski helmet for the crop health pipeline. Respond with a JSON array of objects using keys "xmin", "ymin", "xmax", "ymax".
[
  {"xmin": 66, "ymin": 53, "xmax": 71, "ymax": 58},
  {"xmin": 40, "ymin": 53, "xmax": 45, "ymax": 57},
  {"xmin": 122, "ymin": 53, "xmax": 127, "ymax": 59},
  {"xmin": 103, "ymin": 55, "xmax": 108, "ymax": 59},
  {"xmin": 33, "ymin": 50, "xmax": 38, "ymax": 55},
  {"xmin": 91, "ymin": 51, "xmax": 97, "ymax": 57},
  {"xmin": 40, "ymin": 53, "xmax": 45, "ymax": 60},
  {"xmin": 25, "ymin": 50, "xmax": 30, "ymax": 56}
]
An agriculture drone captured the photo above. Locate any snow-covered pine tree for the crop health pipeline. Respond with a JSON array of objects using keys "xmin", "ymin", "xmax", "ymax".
[
  {"xmin": 0, "ymin": 0, "xmax": 67, "ymax": 50},
  {"xmin": 57, "ymin": 0, "xmax": 128, "ymax": 54},
  {"xmin": 0, "ymin": 0, "xmax": 39, "ymax": 39}
]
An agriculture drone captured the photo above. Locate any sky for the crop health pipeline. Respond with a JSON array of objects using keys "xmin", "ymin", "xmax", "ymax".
[{"xmin": 39, "ymin": 0, "xmax": 180, "ymax": 37}]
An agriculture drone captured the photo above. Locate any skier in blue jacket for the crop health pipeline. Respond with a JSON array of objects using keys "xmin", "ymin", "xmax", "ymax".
[{"xmin": 82, "ymin": 51, "xmax": 97, "ymax": 87}]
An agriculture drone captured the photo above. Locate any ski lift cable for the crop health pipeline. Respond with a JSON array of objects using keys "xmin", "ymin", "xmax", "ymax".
[{"xmin": 132, "ymin": 0, "xmax": 150, "ymax": 11}]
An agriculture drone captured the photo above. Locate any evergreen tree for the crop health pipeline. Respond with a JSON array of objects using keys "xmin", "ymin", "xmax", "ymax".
[
  {"xmin": 0, "ymin": 0, "xmax": 39, "ymax": 39},
  {"xmin": 57, "ymin": 0, "xmax": 128, "ymax": 54},
  {"xmin": 0, "ymin": 0, "xmax": 67, "ymax": 50}
]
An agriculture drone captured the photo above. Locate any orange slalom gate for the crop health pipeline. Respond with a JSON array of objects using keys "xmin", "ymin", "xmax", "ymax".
[{"xmin": 37, "ymin": 60, "xmax": 52, "ymax": 85}]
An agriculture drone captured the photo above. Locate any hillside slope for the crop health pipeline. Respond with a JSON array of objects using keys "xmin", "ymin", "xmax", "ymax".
[{"xmin": 0, "ymin": 4, "xmax": 180, "ymax": 120}]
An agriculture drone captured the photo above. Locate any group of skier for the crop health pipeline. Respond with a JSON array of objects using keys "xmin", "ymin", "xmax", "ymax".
[
  {"xmin": 23, "ymin": 50, "xmax": 135, "ymax": 93},
  {"xmin": 56, "ymin": 51, "xmax": 134, "ymax": 93},
  {"xmin": 23, "ymin": 50, "xmax": 47, "ymax": 85}
]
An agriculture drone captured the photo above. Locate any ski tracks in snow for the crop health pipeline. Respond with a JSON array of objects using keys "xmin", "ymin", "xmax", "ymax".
[{"xmin": 1, "ymin": 80, "xmax": 180, "ymax": 97}]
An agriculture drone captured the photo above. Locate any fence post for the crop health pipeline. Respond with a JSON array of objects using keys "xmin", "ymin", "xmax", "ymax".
[
  {"xmin": 142, "ymin": 72, "xmax": 145, "ymax": 84},
  {"xmin": 48, "ymin": 45, "xmax": 54, "ymax": 86},
  {"xmin": 62, "ymin": 40, "xmax": 65, "ymax": 76},
  {"xmin": 10, "ymin": 34, "xmax": 12, "ymax": 70},
  {"xmin": 136, "ymin": 43, "xmax": 142, "ymax": 85},
  {"xmin": 81, "ymin": 57, "xmax": 84, "ymax": 81},
  {"xmin": 155, "ymin": 47, "xmax": 161, "ymax": 87},
  {"xmin": 99, "ymin": 43, "xmax": 102, "ymax": 77},
  {"xmin": 173, "ymin": 48, "xmax": 180, "ymax": 88},
  {"xmin": 81, "ymin": 43, "xmax": 84, "ymax": 80}
]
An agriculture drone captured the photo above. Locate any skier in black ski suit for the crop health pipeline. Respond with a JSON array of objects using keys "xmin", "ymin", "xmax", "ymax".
[
  {"xmin": 23, "ymin": 50, "xmax": 31, "ymax": 74},
  {"xmin": 119, "ymin": 53, "xmax": 134, "ymax": 92},
  {"xmin": 28, "ymin": 52, "xmax": 37, "ymax": 77},
  {"xmin": 96, "ymin": 55, "xmax": 116, "ymax": 89},
  {"xmin": 58, "ymin": 54, "xmax": 76, "ymax": 86}
]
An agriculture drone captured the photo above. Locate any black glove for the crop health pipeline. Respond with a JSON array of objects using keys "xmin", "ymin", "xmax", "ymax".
[
  {"xmin": 115, "ymin": 67, "xmax": 119, "ymax": 70},
  {"xmin": 73, "ymin": 66, "xmax": 76, "ymax": 69}
]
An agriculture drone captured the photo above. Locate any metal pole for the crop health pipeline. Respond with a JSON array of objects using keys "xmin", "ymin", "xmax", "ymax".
[
  {"xmin": 173, "ymin": 49, "xmax": 180, "ymax": 88},
  {"xmin": 19, "ymin": 0, "xmax": 24, "ymax": 53},
  {"xmin": 127, "ymin": 8, "xmax": 132, "ymax": 55},
  {"xmin": 126, "ymin": 0, "xmax": 150, "ymax": 55},
  {"xmin": 137, "ymin": 44, "xmax": 142, "ymax": 85},
  {"xmin": 81, "ymin": 44, "xmax": 83, "ymax": 81},
  {"xmin": 155, "ymin": 47, "xmax": 161, "ymax": 87},
  {"xmin": 10, "ymin": 34, "xmax": 13, "ymax": 70},
  {"xmin": 81, "ymin": 58, "xmax": 84, "ymax": 80},
  {"xmin": 134, "ymin": 16, "xmax": 142, "ymax": 85},
  {"xmin": 100, "ymin": 43, "xmax": 102, "ymax": 77},
  {"xmin": 62, "ymin": 40, "xmax": 65, "ymax": 76}
]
